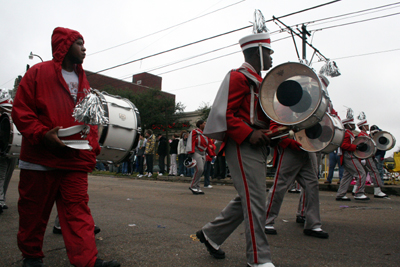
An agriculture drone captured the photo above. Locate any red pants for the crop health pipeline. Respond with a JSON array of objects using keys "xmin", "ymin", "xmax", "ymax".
[{"xmin": 17, "ymin": 169, "xmax": 97, "ymax": 267}]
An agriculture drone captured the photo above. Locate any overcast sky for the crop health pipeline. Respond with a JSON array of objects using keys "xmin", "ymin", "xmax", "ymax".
[{"xmin": 1, "ymin": 0, "xmax": 399, "ymax": 156}]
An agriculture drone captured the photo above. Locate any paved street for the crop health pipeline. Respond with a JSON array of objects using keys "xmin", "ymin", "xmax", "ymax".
[{"xmin": 1, "ymin": 170, "xmax": 399, "ymax": 267}]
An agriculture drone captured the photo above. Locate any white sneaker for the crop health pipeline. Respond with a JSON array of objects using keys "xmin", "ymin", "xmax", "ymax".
[
  {"xmin": 138, "ymin": 174, "xmax": 143, "ymax": 178},
  {"xmin": 148, "ymin": 173, "xmax": 152, "ymax": 177},
  {"xmin": 180, "ymin": 174, "xmax": 184, "ymax": 177},
  {"xmin": 204, "ymin": 185, "xmax": 213, "ymax": 188},
  {"xmin": 158, "ymin": 173, "xmax": 163, "ymax": 176},
  {"xmin": 354, "ymin": 194, "xmax": 370, "ymax": 200}
]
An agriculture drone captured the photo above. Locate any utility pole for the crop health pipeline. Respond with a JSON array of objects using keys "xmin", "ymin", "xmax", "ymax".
[{"xmin": 300, "ymin": 24, "xmax": 311, "ymax": 61}]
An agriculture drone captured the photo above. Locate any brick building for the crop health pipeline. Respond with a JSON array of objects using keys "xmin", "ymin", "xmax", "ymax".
[{"xmin": 85, "ymin": 71, "xmax": 175, "ymax": 101}]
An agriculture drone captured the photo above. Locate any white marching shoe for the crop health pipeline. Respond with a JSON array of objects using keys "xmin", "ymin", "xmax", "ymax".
[{"xmin": 374, "ymin": 187, "xmax": 388, "ymax": 198}]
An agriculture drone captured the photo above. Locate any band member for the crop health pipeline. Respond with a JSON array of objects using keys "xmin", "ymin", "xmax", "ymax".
[
  {"xmin": 12, "ymin": 27, "xmax": 120, "ymax": 267},
  {"xmin": 196, "ymin": 30, "xmax": 275, "ymax": 266},
  {"xmin": 0, "ymin": 91, "xmax": 18, "ymax": 213},
  {"xmin": 336, "ymin": 109, "xmax": 370, "ymax": 201},
  {"xmin": 356, "ymin": 113, "xmax": 388, "ymax": 198},
  {"xmin": 264, "ymin": 75, "xmax": 333, "ymax": 239},
  {"xmin": 187, "ymin": 120, "xmax": 215, "ymax": 194}
]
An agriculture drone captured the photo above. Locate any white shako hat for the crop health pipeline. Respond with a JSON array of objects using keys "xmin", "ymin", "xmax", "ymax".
[
  {"xmin": 239, "ymin": 32, "xmax": 274, "ymax": 54},
  {"xmin": 357, "ymin": 111, "xmax": 368, "ymax": 127},
  {"xmin": 342, "ymin": 108, "xmax": 354, "ymax": 125}
]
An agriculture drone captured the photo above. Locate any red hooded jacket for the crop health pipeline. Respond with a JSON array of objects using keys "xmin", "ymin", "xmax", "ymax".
[{"xmin": 12, "ymin": 27, "xmax": 100, "ymax": 172}]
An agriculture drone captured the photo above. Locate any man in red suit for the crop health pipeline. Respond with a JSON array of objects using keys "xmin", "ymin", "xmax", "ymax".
[{"xmin": 12, "ymin": 27, "xmax": 120, "ymax": 267}]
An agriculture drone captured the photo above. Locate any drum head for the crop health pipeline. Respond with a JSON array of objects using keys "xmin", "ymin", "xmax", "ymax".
[
  {"xmin": 294, "ymin": 113, "xmax": 334, "ymax": 152},
  {"xmin": 260, "ymin": 62, "xmax": 324, "ymax": 128},
  {"xmin": 353, "ymin": 136, "xmax": 376, "ymax": 159},
  {"xmin": 0, "ymin": 114, "xmax": 11, "ymax": 153},
  {"xmin": 373, "ymin": 131, "xmax": 396, "ymax": 151}
]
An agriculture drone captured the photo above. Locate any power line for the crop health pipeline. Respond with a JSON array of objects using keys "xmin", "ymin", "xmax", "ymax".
[
  {"xmin": 154, "ymin": 36, "xmax": 291, "ymax": 77},
  {"xmin": 117, "ymin": 44, "xmax": 237, "ymax": 81},
  {"xmin": 331, "ymin": 48, "xmax": 400, "ymax": 60},
  {"xmin": 168, "ymin": 47, "xmax": 400, "ymax": 93},
  {"xmin": 306, "ymin": 1, "xmax": 400, "ymax": 26},
  {"xmin": 87, "ymin": 0, "xmax": 246, "ymax": 57},
  {"xmin": 309, "ymin": 11, "xmax": 400, "ymax": 32},
  {"xmin": 91, "ymin": 0, "xmax": 341, "ymax": 75}
]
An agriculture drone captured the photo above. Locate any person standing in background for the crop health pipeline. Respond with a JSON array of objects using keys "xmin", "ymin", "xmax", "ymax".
[
  {"xmin": 157, "ymin": 134, "xmax": 168, "ymax": 176},
  {"xmin": 144, "ymin": 129, "xmax": 156, "ymax": 177},
  {"xmin": 177, "ymin": 131, "xmax": 188, "ymax": 177},
  {"xmin": 168, "ymin": 133, "xmax": 179, "ymax": 176}
]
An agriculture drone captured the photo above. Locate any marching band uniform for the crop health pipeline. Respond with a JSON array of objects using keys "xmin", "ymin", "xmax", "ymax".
[
  {"xmin": 187, "ymin": 127, "xmax": 215, "ymax": 194},
  {"xmin": 264, "ymin": 121, "xmax": 327, "ymax": 238},
  {"xmin": 336, "ymin": 110, "xmax": 369, "ymax": 200},
  {"xmin": 197, "ymin": 32, "xmax": 275, "ymax": 266},
  {"xmin": 265, "ymin": 76, "xmax": 332, "ymax": 238},
  {"xmin": 356, "ymin": 117, "xmax": 388, "ymax": 198}
]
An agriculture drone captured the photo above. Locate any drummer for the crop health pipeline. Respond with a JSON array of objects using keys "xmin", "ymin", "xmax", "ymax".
[
  {"xmin": 336, "ymin": 109, "xmax": 370, "ymax": 201},
  {"xmin": 264, "ymin": 75, "xmax": 331, "ymax": 238},
  {"xmin": 356, "ymin": 115, "xmax": 388, "ymax": 198}
]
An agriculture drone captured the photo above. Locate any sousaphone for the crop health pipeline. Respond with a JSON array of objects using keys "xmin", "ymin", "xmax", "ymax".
[
  {"xmin": 260, "ymin": 62, "xmax": 329, "ymax": 132},
  {"xmin": 372, "ymin": 131, "xmax": 396, "ymax": 151}
]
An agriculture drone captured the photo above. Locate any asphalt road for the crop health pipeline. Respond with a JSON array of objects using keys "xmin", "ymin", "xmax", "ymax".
[{"xmin": 1, "ymin": 170, "xmax": 399, "ymax": 267}]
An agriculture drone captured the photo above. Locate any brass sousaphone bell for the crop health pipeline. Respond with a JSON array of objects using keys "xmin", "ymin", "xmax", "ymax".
[
  {"xmin": 259, "ymin": 62, "xmax": 329, "ymax": 132},
  {"xmin": 260, "ymin": 62, "xmax": 331, "ymax": 150},
  {"xmin": 372, "ymin": 131, "xmax": 396, "ymax": 151}
]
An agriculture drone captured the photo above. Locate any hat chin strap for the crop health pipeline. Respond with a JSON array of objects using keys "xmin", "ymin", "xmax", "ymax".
[{"xmin": 258, "ymin": 43, "xmax": 264, "ymax": 72}]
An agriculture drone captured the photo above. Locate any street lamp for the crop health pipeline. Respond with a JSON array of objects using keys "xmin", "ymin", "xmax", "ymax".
[{"xmin": 29, "ymin": 51, "xmax": 43, "ymax": 62}]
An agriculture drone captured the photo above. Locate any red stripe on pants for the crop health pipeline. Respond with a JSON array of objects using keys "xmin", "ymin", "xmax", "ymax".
[{"xmin": 236, "ymin": 144, "xmax": 258, "ymax": 263}]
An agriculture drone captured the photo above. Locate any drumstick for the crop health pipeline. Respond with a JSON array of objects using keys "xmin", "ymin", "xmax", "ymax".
[{"xmin": 264, "ymin": 126, "xmax": 294, "ymax": 140}]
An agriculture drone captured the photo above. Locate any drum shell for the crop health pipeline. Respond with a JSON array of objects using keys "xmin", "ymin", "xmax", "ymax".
[
  {"xmin": 294, "ymin": 113, "xmax": 344, "ymax": 154},
  {"xmin": 353, "ymin": 136, "xmax": 376, "ymax": 159},
  {"xmin": 96, "ymin": 92, "xmax": 141, "ymax": 164},
  {"xmin": 260, "ymin": 62, "xmax": 329, "ymax": 131},
  {"xmin": 372, "ymin": 131, "xmax": 396, "ymax": 151}
]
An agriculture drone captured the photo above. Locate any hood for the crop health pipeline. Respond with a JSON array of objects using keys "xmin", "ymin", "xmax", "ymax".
[{"xmin": 51, "ymin": 27, "xmax": 84, "ymax": 63}]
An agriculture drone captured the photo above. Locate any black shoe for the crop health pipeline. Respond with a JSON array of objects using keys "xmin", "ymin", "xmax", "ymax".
[
  {"xmin": 296, "ymin": 216, "xmax": 305, "ymax": 224},
  {"xmin": 264, "ymin": 228, "xmax": 277, "ymax": 235},
  {"xmin": 94, "ymin": 259, "xmax": 121, "ymax": 267},
  {"xmin": 189, "ymin": 187, "xmax": 199, "ymax": 195},
  {"xmin": 335, "ymin": 197, "xmax": 351, "ymax": 201},
  {"xmin": 1, "ymin": 203, "xmax": 8, "ymax": 209},
  {"xmin": 53, "ymin": 225, "xmax": 101, "ymax": 235},
  {"xmin": 303, "ymin": 229, "xmax": 329, "ymax": 239},
  {"xmin": 196, "ymin": 230, "xmax": 225, "ymax": 259},
  {"xmin": 53, "ymin": 226, "xmax": 62, "ymax": 234},
  {"xmin": 22, "ymin": 258, "xmax": 44, "ymax": 267}
]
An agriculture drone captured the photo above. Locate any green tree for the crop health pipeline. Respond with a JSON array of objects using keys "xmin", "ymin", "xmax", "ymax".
[{"xmin": 196, "ymin": 102, "xmax": 211, "ymax": 121}]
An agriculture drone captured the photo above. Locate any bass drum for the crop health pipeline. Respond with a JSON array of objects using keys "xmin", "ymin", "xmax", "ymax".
[
  {"xmin": 294, "ymin": 113, "xmax": 344, "ymax": 154},
  {"xmin": 96, "ymin": 92, "xmax": 141, "ymax": 164},
  {"xmin": 260, "ymin": 62, "xmax": 329, "ymax": 131},
  {"xmin": 0, "ymin": 113, "xmax": 22, "ymax": 158},
  {"xmin": 353, "ymin": 136, "xmax": 376, "ymax": 159}
]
